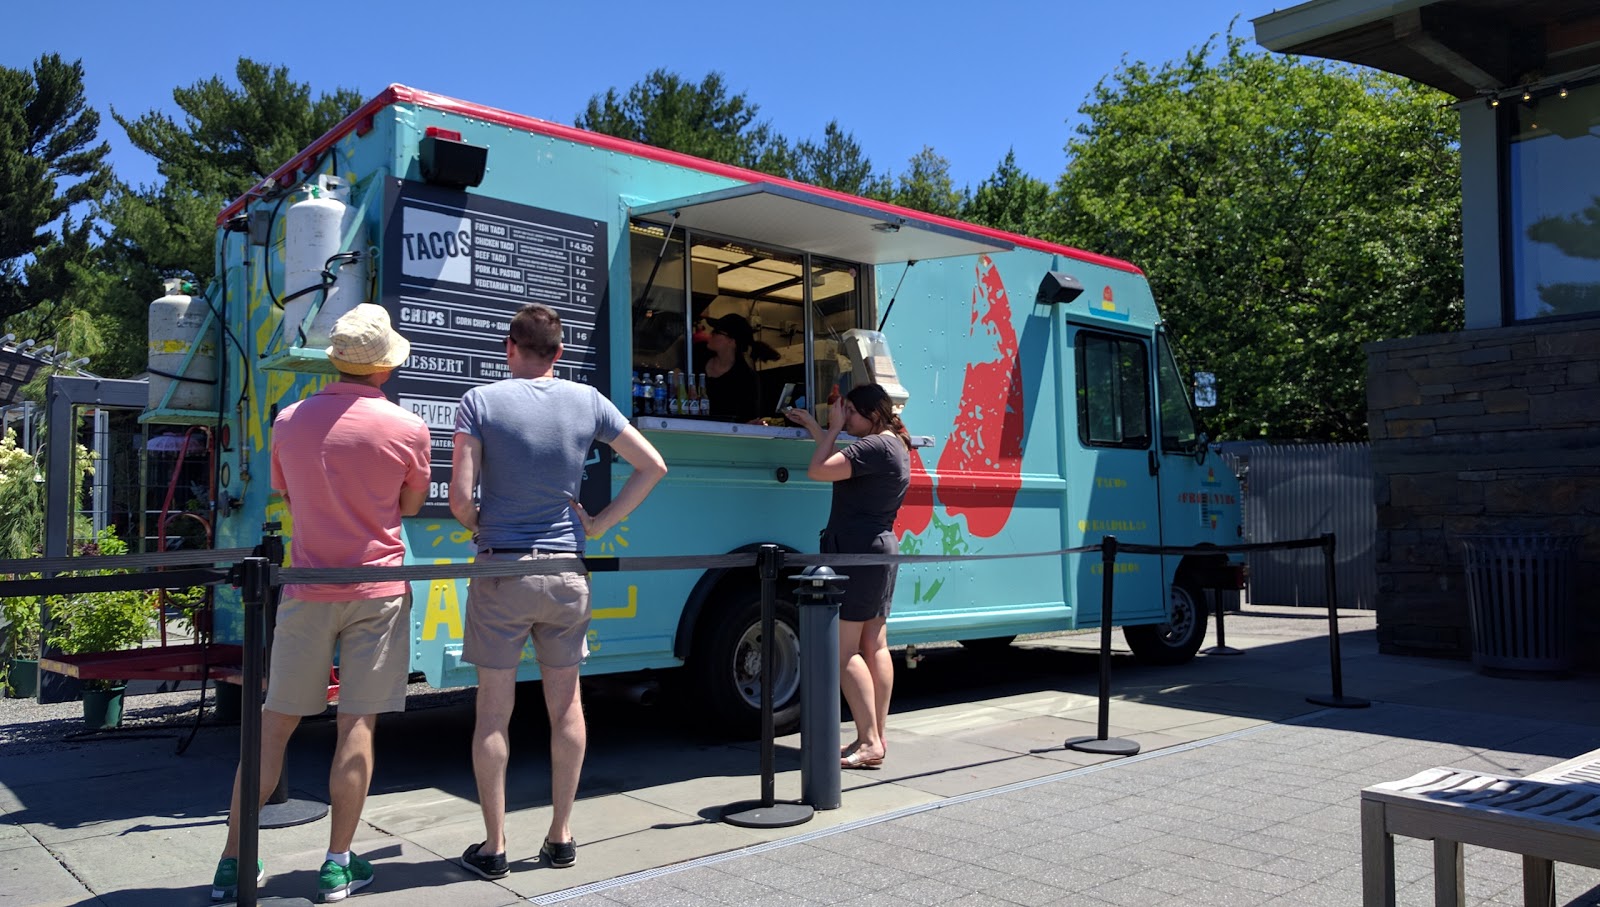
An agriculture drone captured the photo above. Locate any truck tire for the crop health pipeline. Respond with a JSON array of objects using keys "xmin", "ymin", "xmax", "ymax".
[
  {"xmin": 690, "ymin": 592, "xmax": 802, "ymax": 738},
  {"xmin": 1123, "ymin": 580, "xmax": 1207, "ymax": 665}
]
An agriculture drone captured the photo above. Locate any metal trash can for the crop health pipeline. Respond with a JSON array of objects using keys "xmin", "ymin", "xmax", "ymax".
[{"xmin": 1460, "ymin": 534, "xmax": 1580, "ymax": 674}]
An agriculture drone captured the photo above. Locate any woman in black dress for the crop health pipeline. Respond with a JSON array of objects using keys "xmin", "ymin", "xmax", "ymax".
[{"xmin": 786, "ymin": 383, "xmax": 911, "ymax": 769}]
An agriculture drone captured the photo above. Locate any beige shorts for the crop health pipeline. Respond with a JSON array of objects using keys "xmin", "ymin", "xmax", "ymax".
[
  {"xmin": 463, "ymin": 551, "xmax": 590, "ymax": 670},
  {"xmin": 264, "ymin": 593, "xmax": 409, "ymax": 716}
]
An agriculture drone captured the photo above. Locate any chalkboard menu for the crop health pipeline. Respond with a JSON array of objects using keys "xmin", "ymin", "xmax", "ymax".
[{"xmin": 380, "ymin": 179, "xmax": 611, "ymax": 518}]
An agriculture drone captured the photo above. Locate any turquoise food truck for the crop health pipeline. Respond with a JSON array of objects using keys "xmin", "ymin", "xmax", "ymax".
[{"xmin": 154, "ymin": 85, "xmax": 1243, "ymax": 734}]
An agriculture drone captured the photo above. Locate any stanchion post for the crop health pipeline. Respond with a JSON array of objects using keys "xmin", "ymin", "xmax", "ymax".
[
  {"xmin": 1201, "ymin": 586, "xmax": 1243, "ymax": 656},
  {"xmin": 721, "ymin": 545, "xmax": 813, "ymax": 828},
  {"xmin": 254, "ymin": 525, "xmax": 327, "ymax": 829},
  {"xmin": 1066, "ymin": 537, "xmax": 1140, "ymax": 756},
  {"xmin": 795, "ymin": 565, "xmax": 844, "ymax": 811},
  {"xmin": 1307, "ymin": 532, "xmax": 1369, "ymax": 709}
]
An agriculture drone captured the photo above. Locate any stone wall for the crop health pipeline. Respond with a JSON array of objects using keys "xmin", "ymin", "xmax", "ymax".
[{"xmin": 1366, "ymin": 322, "xmax": 1600, "ymax": 663}]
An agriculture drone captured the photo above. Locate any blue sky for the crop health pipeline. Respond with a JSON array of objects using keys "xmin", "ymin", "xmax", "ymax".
[{"xmin": 6, "ymin": 0, "xmax": 1272, "ymax": 195}]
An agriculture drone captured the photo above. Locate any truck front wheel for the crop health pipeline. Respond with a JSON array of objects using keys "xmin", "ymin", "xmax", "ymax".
[
  {"xmin": 1123, "ymin": 580, "xmax": 1208, "ymax": 665},
  {"xmin": 690, "ymin": 592, "xmax": 802, "ymax": 738}
]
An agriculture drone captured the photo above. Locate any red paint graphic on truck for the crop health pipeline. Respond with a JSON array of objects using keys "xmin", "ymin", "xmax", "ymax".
[
  {"xmin": 895, "ymin": 448, "xmax": 933, "ymax": 536},
  {"xmin": 933, "ymin": 255, "xmax": 1024, "ymax": 537}
]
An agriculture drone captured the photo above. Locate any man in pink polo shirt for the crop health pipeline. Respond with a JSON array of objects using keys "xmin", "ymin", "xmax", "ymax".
[{"xmin": 211, "ymin": 304, "xmax": 430, "ymax": 904}]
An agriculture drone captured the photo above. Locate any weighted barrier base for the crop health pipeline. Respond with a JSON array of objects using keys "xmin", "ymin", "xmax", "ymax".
[
  {"xmin": 259, "ymin": 798, "xmax": 328, "ymax": 829},
  {"xmin": 721, "ymin": 800, "xmax": 814, "ymax": 828},
  {"xmin": 1200, "ymin": 645, "xmax": 1245, "ymax": 656},
  {"xmin": 1065, "ymin": 735, "xmax": 1140, "ymax": 756},
  {"xmin": 1306, "ymin": 694, "xmax": 1369, "ymax": 709}
]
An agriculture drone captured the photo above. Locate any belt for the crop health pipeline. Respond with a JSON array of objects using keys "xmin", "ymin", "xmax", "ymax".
[{"xmin": 478, "ymin": 547, "xmax": 578, "ymax": 556}]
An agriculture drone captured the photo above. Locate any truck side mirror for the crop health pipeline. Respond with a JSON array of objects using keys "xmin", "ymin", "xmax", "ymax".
[{"xmin": 1193, "ymin": 371, "xmax": 1217, "ymax": 409}]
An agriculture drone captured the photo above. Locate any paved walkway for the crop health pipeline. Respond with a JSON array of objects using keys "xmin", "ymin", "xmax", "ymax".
[{"xmin": 4, "ymin": 606, "xmax": 1600, "ymax": 906}]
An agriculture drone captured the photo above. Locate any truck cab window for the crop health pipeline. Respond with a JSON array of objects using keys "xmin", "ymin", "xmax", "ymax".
[
  {"xmin": 1156, "ymin": 332, "xmax": 1200, "ymax": 453},
  {"xmin": 1076, "ymin": 332, "xmax": 1151, "ymax": 449}
]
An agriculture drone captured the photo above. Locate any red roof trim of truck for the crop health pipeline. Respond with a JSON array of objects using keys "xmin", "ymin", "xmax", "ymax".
[{"xmin": 218, "ymin": 84, "xmax": 1144, "ymax": 276}]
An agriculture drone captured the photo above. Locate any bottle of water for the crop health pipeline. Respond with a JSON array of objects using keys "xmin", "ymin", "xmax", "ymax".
[{"xmin": 654, "ymin": 372, "xmax": 668, "ymax": 416}]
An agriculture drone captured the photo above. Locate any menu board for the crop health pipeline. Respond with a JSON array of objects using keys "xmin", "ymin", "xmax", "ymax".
[{"xmin": 380, "ymin": 179, "xmax": 611, "ymax": 518}]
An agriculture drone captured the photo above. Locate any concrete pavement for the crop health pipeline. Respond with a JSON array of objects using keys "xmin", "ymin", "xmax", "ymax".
[{"xmin": 4, "ymin": 605, "xmax": 1600, "ymax": 906}]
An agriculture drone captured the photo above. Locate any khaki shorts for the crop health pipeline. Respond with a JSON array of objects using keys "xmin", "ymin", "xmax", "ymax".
[
  {"xmin": 464, "ymin": 551, "xmax": 590, "ymax": 670},
  {"xmin": 264, "ymin": 593, "xmax": 409, "ymax": 716}
]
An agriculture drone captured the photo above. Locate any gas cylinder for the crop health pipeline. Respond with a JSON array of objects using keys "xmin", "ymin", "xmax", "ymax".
[
  {"xmin": 147, "ymin": 278, "xmax": 218, "ymax": 411},
  {"xmin": 282, "ymin": 174, "xmax": 369, "ymax": 349}
]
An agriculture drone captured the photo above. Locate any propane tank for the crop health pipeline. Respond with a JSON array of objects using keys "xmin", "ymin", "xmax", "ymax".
[
  {"xmin": 282, "ymin": 174, "xmax": 369, "ymax": 349},
  {"xmin": 147, "ymin": 278, "xmax": 218, "ymax": 411}
]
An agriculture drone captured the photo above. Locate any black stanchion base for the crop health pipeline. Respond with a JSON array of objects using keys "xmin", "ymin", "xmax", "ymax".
[
  {"xmin": 1065, "ymin": 735, "xmax": 1141, "ymax": 756},
  {"xmin": 721, "ymin": 800, "xmax": 814, "ymax": 828},
  {"xmin": 1201, "ymin": 645, "xmax": 1245, "ymax": 656},
  {"xmin": 1306, "ymin": 694, "xmax": 1370, "ymax": 709},
  {"xmin": 259, "ymin": 799, "xmax": 328, "ymax": 829}
]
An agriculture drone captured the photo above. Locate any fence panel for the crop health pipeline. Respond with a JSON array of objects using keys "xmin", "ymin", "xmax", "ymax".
[{"xmin": 1239, "ymin": 443, "xmax": 1376, "ymax": 609}]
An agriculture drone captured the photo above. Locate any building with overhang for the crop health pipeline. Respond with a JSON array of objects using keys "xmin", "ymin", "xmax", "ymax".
[{"xmin": 1254, "ymin": 1, "xmax": 1600, "ymax": 663}]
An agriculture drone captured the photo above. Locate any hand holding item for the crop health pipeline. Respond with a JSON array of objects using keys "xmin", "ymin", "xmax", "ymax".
[
  {"xmin": 827, "ymin": 393, "xmax": 848, "ymax": 434},
  {"xmin": 785, "ymin": 406, "xmax": 820, "ymax": 435}
]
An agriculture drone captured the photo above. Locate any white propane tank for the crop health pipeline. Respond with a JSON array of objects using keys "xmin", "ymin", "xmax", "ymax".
[
  {"xmin": 147, "ymin": 278, "xmax": 218, "ymax": 411},
  {"xmin": 282, "ymin": 174, "xmax": 369, "ymax": 349}
]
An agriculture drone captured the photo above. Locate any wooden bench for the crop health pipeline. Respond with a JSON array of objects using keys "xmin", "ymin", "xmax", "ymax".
[{"xmin": 1361, "ymin": 749, "xmax": 1600, "ymax": 906}]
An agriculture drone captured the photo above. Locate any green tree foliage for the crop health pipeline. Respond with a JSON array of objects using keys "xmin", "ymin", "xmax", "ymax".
[
  {"xmin": 790, "ymin": 120, "xmax": 876, "ymax": 195},
  {"xmin": 1051, "ymin": 34, "xmax": 1462, "ymax": 441},
  {"xmin": 577, "ymin": 69, "xmax": 789, "ymax": 171},
  {"xmin": 86, "ymin": 60, "xmax": 362, "ymax": 376},
  {"xmin": 963, "ymin": 150, "xmax": 1050, "ymax": 235},
  {"xmin": 881, "ymin": 146, "xmax": 967, "ymax": 217},
  {"xmin": 0, "ymin": 54, "xmax": 111, "ymax": 326}
]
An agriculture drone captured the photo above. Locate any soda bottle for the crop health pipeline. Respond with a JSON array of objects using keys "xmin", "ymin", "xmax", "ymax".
[
  {"xmin": 668, "ymin": 370, "xmax": 681, "ymax": 415},
  {"xmin": 686, "ymin": 372, "xmax": 701, "ymax": 416},
  {"xmin": 654, "ymin": 372, "xmax": 668, "ymax": 416},
  {"xmin": 631, "ymin": 370, "xmax": 643, "ymax": 416},
  {"xmin": 696, "ymin": 373, "xmax": 709, "ymax": 417}
]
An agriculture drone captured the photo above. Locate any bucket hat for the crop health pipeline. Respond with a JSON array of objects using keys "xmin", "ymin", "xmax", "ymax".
[{"xmin": 326, "ymin": 304, "xmax": 409, "ymax": 374}]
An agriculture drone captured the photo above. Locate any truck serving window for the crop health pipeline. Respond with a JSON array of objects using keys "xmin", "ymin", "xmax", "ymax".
[
  {"xmin": 627, "ymin": 221, "xmax": 865, "ymax": 424},
  {"xmin": 1076, "ymin": 332, "xmax": 1151, "ymax": 449}
]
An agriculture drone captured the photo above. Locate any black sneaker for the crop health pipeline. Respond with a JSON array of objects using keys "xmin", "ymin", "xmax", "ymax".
[
  {"xmin": 458, "ymin": 843, "xmax": 509, "ymax": 879},
  {"xmin": 540, "ymin": 837, "xmax": 576, "ymax": 868}
]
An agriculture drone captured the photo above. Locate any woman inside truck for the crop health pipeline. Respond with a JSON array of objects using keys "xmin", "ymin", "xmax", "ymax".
[
  {"xmin": 702, "ymin": 313, "xmax": 778, "ymax": 423},
  {"xmin": 785, "ymin": 383, "xmax": 911, "ymax": 769}
]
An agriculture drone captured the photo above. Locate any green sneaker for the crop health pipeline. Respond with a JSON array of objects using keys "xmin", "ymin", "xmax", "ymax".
[
  {"xmin": 317, "ymin": 853, "xmax": 373, "ymax": 902},
  {"xmin": 211, "ymin": 857, "xmax": 265, "ymax": 901}
]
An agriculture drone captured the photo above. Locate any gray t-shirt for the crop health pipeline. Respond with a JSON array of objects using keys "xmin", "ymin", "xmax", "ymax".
[
  {"xmin": 825, "ymin": 432, "xmax": 910, "ymax": 539},
  {"xmin": 455, "ymin": 377, "xmax": 628, "ymax": 551}
]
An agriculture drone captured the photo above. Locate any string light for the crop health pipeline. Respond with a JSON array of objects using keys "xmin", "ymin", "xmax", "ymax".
[
  {"xmin": 1522, "ymin": 89, "xmax": 1533, "ymax": 101},
  {"xmin": 1559, "ymin": 86, "xmax": 1570, "ymax": 98}
]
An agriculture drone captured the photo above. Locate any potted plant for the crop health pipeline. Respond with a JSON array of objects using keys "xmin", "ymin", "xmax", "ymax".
[
  {"xmin": 47, "ymin": 530, "xmax": 157, "ymax": 728},
  {"xmin": 1, "ymin": 593, "xmax": 43, "ymax": 699}
]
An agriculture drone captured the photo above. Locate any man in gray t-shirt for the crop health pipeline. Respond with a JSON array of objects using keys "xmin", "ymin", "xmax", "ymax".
[{"xmin": 449, "ymin": 304, "xmax": 666, "ymax": 877}]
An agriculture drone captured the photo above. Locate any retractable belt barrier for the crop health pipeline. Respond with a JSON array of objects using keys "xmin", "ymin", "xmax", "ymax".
[{"xmin": 0, "ymin": 532, "xmax": 1362, "ymax": 907}]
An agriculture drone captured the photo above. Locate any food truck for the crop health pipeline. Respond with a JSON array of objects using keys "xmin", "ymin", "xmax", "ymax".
[{"xmin": 151, "ymin": 85, "xmax": 1243, "ymax": 734}]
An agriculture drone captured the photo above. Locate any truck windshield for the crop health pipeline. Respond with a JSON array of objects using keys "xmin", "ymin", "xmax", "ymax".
[{"xmin": 1156, "ymin": 331, "xmax": 1200, "ymax": 453}]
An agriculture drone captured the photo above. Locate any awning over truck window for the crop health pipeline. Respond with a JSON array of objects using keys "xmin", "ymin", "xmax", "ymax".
[{"xmin": 629, "ymin": 182, "xmax": 1013, "ymax": 265}]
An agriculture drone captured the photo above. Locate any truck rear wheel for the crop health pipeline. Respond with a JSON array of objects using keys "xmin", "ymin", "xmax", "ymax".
[
  {"xmin": 1123, "ymin": 580, "xmax": 1207, "ymax": 665},
  {"xmin": 690, "ymin": 592, "xmax": 802, "ymax": 738}
]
